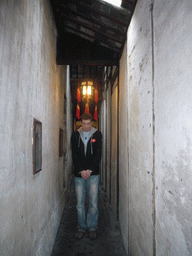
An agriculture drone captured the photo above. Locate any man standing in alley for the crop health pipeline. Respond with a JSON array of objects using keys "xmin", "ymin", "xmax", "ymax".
[{"xmin": 71, "ymin": 113, "xmax": 102, "ymax": 240}]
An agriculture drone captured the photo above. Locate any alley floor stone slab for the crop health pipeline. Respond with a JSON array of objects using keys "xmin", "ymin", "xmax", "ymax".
[{"xmin": 51, "ymin": 179, "xmax": 126, "ymax": 256}]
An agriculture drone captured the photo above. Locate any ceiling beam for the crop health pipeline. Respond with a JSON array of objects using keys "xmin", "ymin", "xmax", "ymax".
[
  {"xmin": 57, "ymin": 59, "xmax": 119, "ymax": 66},
  {"xmin": 63, "ymin": 24, "xmax": 122, "ymax": 52},
  {"xmin": 60, "ymin": 4, "xmax": 126, "ymax": 36},
  {"xmin": 67, "ymin": 0, "xmax": 130, "ymax": 27},
  {"xmin": 122, "ymin": 0, "xmax": 135, "ymax": 5},
  {"xmin": 61, "ymin": 13, "xmax": 123, "ymax": 45}
]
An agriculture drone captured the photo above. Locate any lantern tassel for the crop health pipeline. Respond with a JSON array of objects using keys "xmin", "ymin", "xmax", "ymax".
[
  {"xmin": 76, "ymin": 104, "xmax": 80, "ymax": 120},
  {"xmin": 94, "ymin": 105, "xmax": 98, "ymax": 121},
  {"xmin": 94, "ymin": 84, "xmax": 98, "ymax": 103}
]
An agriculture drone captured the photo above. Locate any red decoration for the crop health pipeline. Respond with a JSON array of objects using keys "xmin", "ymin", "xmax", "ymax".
[
  {"xmin": 92, "ymin": 139, "xmax": 96, "ymax": 143},
  {"xmin": 76, "ymin": 104, "xmax": 80, "ymax": 120},
  {"xmin": 94, "ymin": 105, "xmax": 98, "ymax": 121},
  {"xmin": 84, "ymin": 103, "xmax": 89, "ymax": 113},
  {"xmin": 94, "ymin": 85, "xmax": 98, "ymax": 103},
  {"xmin": 77, "ymin": 86, "xmax": 81, "ymax": 102}
]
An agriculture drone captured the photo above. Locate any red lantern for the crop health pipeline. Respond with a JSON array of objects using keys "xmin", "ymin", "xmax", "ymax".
[
  {"xmin": 94, "ymin": 85, "xmax": 98, "ymax": 103},
  {"xmin": 77, "ymin": 86, "xmax": 81, "ymax": 102},
  {"xmin": 94, "ymin": 105, "xmax": 98, "ymax": 121},
  {"xmin": 76, "ymin": 104, "xmax": 80, "ymax": 120}
]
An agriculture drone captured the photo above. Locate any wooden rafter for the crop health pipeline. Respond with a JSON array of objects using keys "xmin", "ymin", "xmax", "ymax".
[
  {"xmin": 66, "ymin": 0, "xmax": 130, "ymax": 26},
  {"xmin": 62, "ymin": 13, "xmax": 123, "ymax": 45},
  {"xmin": 50, "ymin": 0, "xmax": 137, "ymax": 65},
  {"xmin": 57, "ymin": 59, "xmax": 119, "ymax": 66},
  {"xmin": 64, "ymin": 24, "xmax": 121, "ymax": 52},
  {"xmin": 60, "ymin": 4, "xmax": 126, "ymax": 36},
  {"xmin": 123, "ymin": 0, "xmax": 135, "ymax": 5}
]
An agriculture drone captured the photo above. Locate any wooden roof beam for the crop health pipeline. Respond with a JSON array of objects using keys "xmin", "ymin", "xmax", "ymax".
[
  {"xmin": 57, "ymin": 60, "xmax": 119, "ymax": 66},
  {"xmin": 68, "ymin": 0, "xmax": 130, "ymax": 27},
  {"xmin": 60, "ymin": 4, "xmax": 126, "ymax": 36},
  {"xmin": 64, "ymin": 24, "xmax": 121, "ymax": 52},
  {"xmin": 62, "ymin": 13, "xmax": 124, "ymax": 44},
  {"xmin": 122, "ymin": 0, "xmax": 136, "ymax": 5}
]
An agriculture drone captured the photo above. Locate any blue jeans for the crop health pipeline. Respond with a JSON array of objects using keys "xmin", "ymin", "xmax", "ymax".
[{"xmin": 75, "ymin": 175, "xmax": 100, "ymax": 232}]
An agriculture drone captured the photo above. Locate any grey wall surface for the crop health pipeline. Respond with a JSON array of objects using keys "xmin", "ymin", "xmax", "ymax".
[
  {"xmin": 100, "ymin": 99, "xmax": 105, "ymax": 187},
  {"xmin": 106, "ymin": 83, "xmax": 112, "ymax": 201},
  {"xmin": 111, "ymin": 81, "xmax": 118, "ymax": 220},
  {"xmin": 63, "ymin": 66, "xmax": 73, "ymax": 189},
  {"xmin": 100, "ymin": 75, "xmax": 112, "ymax": 199},
  {"xmin": 127, "ymin": 0, "xmax": 153, "ymax": 255},
  {"xmin": 117, "ymin": 0, "xmax": 192, "ymax": 255},
  {"xmin": 119, "ymin": 41, "xmax": 129, "ymax": 254},
  {"xmin": 154, "ymin": 0, "xmax": 192, "ymax": 255},
  {"xmin": 0, "ymin": 1, "xmax": 71, "ymax": 255}
]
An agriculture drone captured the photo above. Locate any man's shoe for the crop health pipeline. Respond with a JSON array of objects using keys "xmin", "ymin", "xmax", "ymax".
[
  {"xmin": 89, "ymin": 230, "xmax": 97, "ymax": 240},
  {"xmin": 76, "ymin": 231, "xmax": 84, "ymax": 240}
]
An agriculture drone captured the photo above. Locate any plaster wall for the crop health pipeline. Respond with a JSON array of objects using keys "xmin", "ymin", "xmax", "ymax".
[
  {"xmin": 119, "ymin": 41, "xmax": 129, "ymax": 254},
  {"xmin": 106, "ymin": 84, "xmax": 112, "ymax": 200},
  {"xmin": 99, "ymin": 99, "xmax": 105, "ymax": 185},
  {"xmin": 119, "ymin": 0, "xmax": 192, "ymax": 255},
  {"xmin": 111, "ymin": 82, "xmax": 118, "ymax": 219},
  {"xmin": 102, "ymin": 99, "xmax": 107, "ymax": 190},
  {"xmin": 100, "ymin": 78, "xmax": 112, "ymax": 198},
  {"xmin": 154, "ymin": 0, "xmax": 192, "ymax": 255},
  {"xmin": 127, "ymin": 0, "xmax": 153, "ymax": 254},
  {"xmin": 0, "ymin": 1, "xmax": 70, "ymax": 255},
  {"xmin": 63, "ymin": 66, "xmax": 73, "ymax": 189}
]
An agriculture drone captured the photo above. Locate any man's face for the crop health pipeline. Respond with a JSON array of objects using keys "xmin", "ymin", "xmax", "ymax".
[{"xmin": 81, "ymin": 119, "xmax": 92, "ymax": 132}]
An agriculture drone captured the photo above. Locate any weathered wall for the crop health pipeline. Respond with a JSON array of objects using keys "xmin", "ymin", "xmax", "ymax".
[
  {"xmin": 0, "ymin": 1, "xmax": 70, "ymax": 255},
  {"xmin": 99, "ymin": 68, "xmax": 112, "ymax": 199},
  {"xmin": 154, "ymin": 0, "xmax": 192, "ymax": 255},
  {"xmin": 118, "ymin": 0, "xmax": 192, "ymax": 255},
  {"xmin": 127, "ymin": 0, "xmax": 153, "ymax": 254},
  {"xmin": 106, "ymin": 82, "xmax": 112, "ymax": 200},
  {"xmin": 111, "ymin": 79, "xmax": 118, "ymax": 220},
  {"xmin": 100, "ymin": 98, "xmax": 106, "ymax": 187},
  {"xmin": 119, "ymin": 41, "xmax": 129, "ymax": 254},
  {"xmin": 63, "ymin": 66, "xmax": 73, "ymax": 190}
]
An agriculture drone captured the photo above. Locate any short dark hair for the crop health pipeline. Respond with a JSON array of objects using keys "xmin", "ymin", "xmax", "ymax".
[{"xmin": 80, "ymin": 113, "xmax": 92, "ymax": 121}]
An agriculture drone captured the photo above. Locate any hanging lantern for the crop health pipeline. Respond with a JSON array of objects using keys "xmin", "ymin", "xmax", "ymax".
[
  {"xmin": 94, "ymin": 105, "xmax": 98, "ymax": 121},
  {"xmin": 81, "ymin": 80, "xmax": 93, "ymax": 98},
  {"xmin": 83, "ymin": 86, "xmax": 87, "ymax": 96},
  {"xmin": 76, "ymin": 104, "xmax": 80, "ymax": 120},
  {"xmin": 87, "ymin": 85, "xmax": 92, "ymax": 96}
]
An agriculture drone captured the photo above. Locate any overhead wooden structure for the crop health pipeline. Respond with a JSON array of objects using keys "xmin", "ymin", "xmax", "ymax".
[
  {"xmin": 50, "ymin": 0, "xmax": 137, "ymax": 65},
  {"xmin": 49, "ymin": 0, "xmax": 137, "ymax": 116}
]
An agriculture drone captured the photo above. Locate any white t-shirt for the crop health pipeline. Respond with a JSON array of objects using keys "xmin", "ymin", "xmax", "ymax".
[{"xmin": 83, "ymin": 131, "xmax": 89, "ymax": 155}]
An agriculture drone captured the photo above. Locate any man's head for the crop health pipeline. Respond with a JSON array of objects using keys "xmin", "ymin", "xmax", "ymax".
[{"xmin": 80, "ymin": 113, "xmax": 92, "ymax": 132}]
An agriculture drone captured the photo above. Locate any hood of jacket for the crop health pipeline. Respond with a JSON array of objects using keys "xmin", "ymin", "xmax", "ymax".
[
  {"xmin": 78, "ymin": 126, "xmax": 97, "ymax": 142},
  {"xmin": 77, "ymin": 126, "xmax": 97, "ymax": 154}
]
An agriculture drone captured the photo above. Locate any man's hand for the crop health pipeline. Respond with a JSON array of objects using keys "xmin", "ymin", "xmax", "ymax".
[{"xmin": 81, "ymin": 170, "xmax": 91, "ymax": 180}]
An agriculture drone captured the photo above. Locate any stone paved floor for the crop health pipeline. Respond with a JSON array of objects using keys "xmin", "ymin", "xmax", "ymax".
[{"xmin": 51, "ymin": 179, "xmax": 126, "ymax": 256}]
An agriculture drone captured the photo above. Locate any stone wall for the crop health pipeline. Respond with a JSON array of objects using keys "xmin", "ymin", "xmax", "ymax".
[{"xmin": 0, "ymin": 1, "xmax": 70, "ymax": 255}]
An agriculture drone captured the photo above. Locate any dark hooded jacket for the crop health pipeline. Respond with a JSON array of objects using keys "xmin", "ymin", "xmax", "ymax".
[{"xmin": 71, "ymin": 126, "xmax": 102, "ymax": 177}]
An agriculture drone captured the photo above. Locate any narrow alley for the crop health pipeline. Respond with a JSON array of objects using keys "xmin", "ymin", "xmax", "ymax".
[
  {"xmin": 1, "ymin": 0, "xmax": 192, "ymax": 256},
  {"xmin": 51, "ymin": 179, "xmax": 126, "ymax": 256}
]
